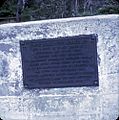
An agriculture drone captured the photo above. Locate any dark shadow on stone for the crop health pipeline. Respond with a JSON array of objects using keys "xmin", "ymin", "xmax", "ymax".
[
  {"xmin": 116, "ymin": 116, "xmax": 119, "ymax": 120},
  {"xmin": 0, "ymin": 117, "xmax": 3, "ymax": 120}
]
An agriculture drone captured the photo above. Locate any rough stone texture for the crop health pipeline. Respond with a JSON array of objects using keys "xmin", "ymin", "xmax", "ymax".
[{"xmin": 0, "ymin": 15, "xmax": 119, "ymax": 120}]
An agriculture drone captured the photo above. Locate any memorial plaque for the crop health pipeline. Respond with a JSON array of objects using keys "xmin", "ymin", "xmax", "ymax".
[{"xmin": 20, "ymin": 35, "xmax": 99, "ymax": 89}]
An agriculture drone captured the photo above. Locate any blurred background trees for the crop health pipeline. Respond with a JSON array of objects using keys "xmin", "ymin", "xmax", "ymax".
[{"xmin": 0, "ymin": 0, "xmax": 119, "ymax": 23}]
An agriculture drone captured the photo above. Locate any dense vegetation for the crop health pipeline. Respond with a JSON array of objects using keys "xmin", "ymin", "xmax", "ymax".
[{"xmin": 0, "ymin": 0, "xmax": 119, "ymax": 22}]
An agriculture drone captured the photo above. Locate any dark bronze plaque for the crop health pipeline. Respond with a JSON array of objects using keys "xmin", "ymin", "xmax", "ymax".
[{"xmin": 20, "ymin": 35, "xmax": 99, "ymax": 89}]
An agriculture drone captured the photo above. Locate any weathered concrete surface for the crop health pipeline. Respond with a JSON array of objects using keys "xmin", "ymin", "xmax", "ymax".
[{"xmin": 0, "ymin": 15, "xmax": 119, "ymax": 120}]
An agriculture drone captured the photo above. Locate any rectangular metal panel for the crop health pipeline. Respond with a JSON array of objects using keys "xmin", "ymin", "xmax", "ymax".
[{"xmin": 20, "ymin": 35, "xmax": 99, "ymax": 89}]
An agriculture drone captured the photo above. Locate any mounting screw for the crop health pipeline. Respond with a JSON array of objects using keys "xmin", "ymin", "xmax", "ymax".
[
  {"xmin": 20, "ymin": 41, "xmax": 25, "ymax": 46},
  {"xmin": 94, "ymin": 81, "xmax": 98, "ymax": 85},
  {"xmin": 24, "ymin": 84, "xmax": 28, "ymax": 88}
]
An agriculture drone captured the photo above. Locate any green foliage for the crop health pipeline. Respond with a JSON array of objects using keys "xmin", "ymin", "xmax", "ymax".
[
  {"xmin": 21, "ymin": 7, "xmax": 32, "ymax": 21},
  {"xmin": 20, "ymin": 0, "xmax": 68, "ymax": 21},
  {"xmin": 0, "ymin": 0, "xmax": 119, "ymax": 22},
  {"xmin": 98, "ymin": 0, "xmax": 119, "ymax": 14},
  {"xmin": 0, "ymin": 0, "xmax": 17, "ymax": 17},
  {"xmin": 98, "ymin": 5, "xmax": 119, "ymax": 14}
]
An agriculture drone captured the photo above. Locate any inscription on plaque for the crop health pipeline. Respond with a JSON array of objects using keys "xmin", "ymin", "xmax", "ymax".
[{"xmin": 20, "ymin": 35, "xmax": 99, "ymax": 89}]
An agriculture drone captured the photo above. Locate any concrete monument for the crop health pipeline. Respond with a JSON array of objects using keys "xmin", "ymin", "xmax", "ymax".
[{"xmin": 0, "ymin": 15, "xmax": 119, "ymax": 120}]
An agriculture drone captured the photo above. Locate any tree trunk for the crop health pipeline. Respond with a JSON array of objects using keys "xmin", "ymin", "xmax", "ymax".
[
  {"xmin": 84, "ymin": 0, "xmax": 93, "ymax": 14},
  {"xmin": 16, "ymin": 0, "xmax": 25, "ymax": 22},
  {"xmin": 74, "ymin": 0, "xmax": 78, "ymax": 16},
  {"xmin": 71, "ymin": 0, "xmax": 78, "ymax": 16}
]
